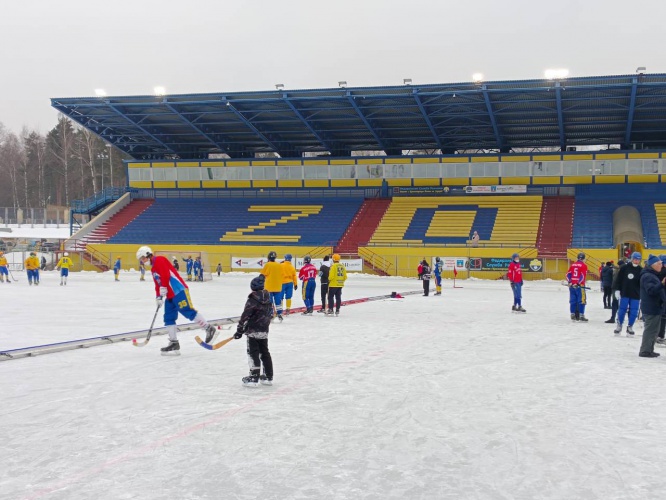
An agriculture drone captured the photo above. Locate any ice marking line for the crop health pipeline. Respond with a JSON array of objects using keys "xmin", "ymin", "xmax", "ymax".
[{"xmin": 24, "ymin": 323, "xmax": 428, "ymax": 500}]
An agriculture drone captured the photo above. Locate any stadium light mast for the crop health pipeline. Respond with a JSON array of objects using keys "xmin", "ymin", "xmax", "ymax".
[
  {"xmin": 338, "ymin": 81, "xmax": 347, "ymax": 88},
  {"xmin": 403, "ymin": 78, "xmax": 412, "ymax": 85},
  {"xmin": 545, "ymin": 68, "xmax": 569, "ymax": 80},
  {"xmin": 154, "ymin": 86, "xmax": 166, "ymax": 96},
  {"xmin": 94, "ymin": 89, "xmax": 107, "ymax": 97},
  {"xmin": 636, "ymin": 66, "xmax": 646, "ymax": 74},
  {"xmin": 472, "ymin": 73, "xmax": 484, "ymax": 83},
  {"xmin": 275, "ymin": 83, "xmax": 285, "ymax": 90}
]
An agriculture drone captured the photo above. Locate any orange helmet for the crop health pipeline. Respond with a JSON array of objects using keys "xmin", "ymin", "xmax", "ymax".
[{"xmin": 332, "ymin": 253, "xmax": 341, "ymax": 262}]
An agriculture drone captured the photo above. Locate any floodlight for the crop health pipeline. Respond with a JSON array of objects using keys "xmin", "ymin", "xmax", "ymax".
[
  {"xmin": 275, "ymin": 83, "xmax": 285, "ymax": 90},
  {"xmin": 94, "ymin": 89, "xmax": 107, "ymax": 97},
  {"xmin": 338, "ymin": 81, "xmax": 347, "ymax": 88},
  {"xmin": 472, "ymin": 73, "xmax": 484, "ymax": 83},
  {"xmin": 636, "ymin": 66, "xmax": 646, "ymax": 74},
  {"xmin": 545, "ymin": 68, "xmax": 569, "ymax": 80},
  {"xmin": 154, "ymin": 86, "xmax": 166, "ymax": 96},
  {"xmin": 403, "ymin": 78, "xmax": 412, "ymax": 85}
]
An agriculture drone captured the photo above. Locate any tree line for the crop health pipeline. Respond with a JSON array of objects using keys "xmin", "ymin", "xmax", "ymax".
[{"xmin": 0, "ymin": 116, "xmax": 129, "ymax": 210}]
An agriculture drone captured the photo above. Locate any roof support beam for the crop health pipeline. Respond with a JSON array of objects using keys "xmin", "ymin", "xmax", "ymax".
[
  {"xmin": 106, "ymin": 103, "xmax": 176, "ymax": 154},
  {"xmin": 412, "ymin": 90, "xmax": 443, "ymax": 150},
  {"xmin": 481, "ymin": 85, "xmax": 503, "ymax": 150},
  {"xmin": 346, "ymin": 92, "xmax": 388, "ymax": 152},
  {"xmin": 555, "ymin": 82, "xmax": 566, "ymax": 151},
  {"xmin": 624, "ymin": 77, "xmax": 638, "ymax": 147},
  {"xmin": 282, "ymin": 94, "xmax": 334, "ymax": 152},
  {"xmin": 222, "ymin": 98, "xmax": 281, "ymax": 153},
  {"xmin": 163, "ymin": 102, "xmax": 230, "ymax": 155}
]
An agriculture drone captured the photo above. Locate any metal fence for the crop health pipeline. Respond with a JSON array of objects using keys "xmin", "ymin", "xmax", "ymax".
[{"xmin": 0, "ymin": 208, "xmax": 68, "ymax": 226}]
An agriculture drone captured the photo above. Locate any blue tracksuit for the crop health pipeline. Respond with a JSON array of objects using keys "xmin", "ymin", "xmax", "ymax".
[
  {"xmin": 301, "ymin": 279, "xmax": 316, "ymax": 309},
  {"xmin": 193, "ymin": 260, "xmax": 202, "ymax": 281},
  {"xmin": 183, "ymin": 258, "xmax": 194, "ymax": 278}
]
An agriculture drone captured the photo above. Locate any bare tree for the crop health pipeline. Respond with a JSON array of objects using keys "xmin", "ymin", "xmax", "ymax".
[{"xmin": 47, "ymin": 115, "xmax": 75, "ymax": 206}]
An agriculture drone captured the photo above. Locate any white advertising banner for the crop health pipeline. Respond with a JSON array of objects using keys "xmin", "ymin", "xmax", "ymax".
[
  {"xmin": 464, "ymin": 185, "xmax": 527, "ymax": 194},
  {"xmin": 232, "ymin": 257, "xmax": 365, "ymax": 272},
  {"xmin": 231, "ymin": 257, "xmax": 267, "ymax": 270},
  {"xmin": 432, "ymin": 257, "xmax": 469, "ymax": 271}
]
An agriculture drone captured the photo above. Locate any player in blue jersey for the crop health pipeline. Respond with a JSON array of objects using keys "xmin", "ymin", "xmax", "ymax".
[
  {"xmin": 182, "ymin": 256, "xmax": 194, "ymax": 281},
  {"xmin": 193, "ymin": 256, "xmax": 203, "ymax": 282},
  {"xmin": 433, "ymin": 257, "xmax": 443, "ymax": 295},
  {"xmin": 113, "ymin": 256, "xmax": 121, "ymax": 281}
]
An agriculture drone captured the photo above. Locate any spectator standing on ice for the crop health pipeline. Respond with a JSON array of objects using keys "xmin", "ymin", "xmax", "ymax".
[
  {"xmin": 605, "ymin": 259, "xmax": 624, "ymax": 324},
  {"xmin": 638, "ymin": 255, "xmax": 666, "ymax": 358},
  {"xmin": 113, "ymin": 256, "xmax": 121, "ymax": 281},
  {"xmin": 327, "ymin": 254, "xmax": 347, "ymax": 315},
  {"xmin": 280, "ymin": 254, "xmax": 298, "ymax": 315},
  {"xmin": 614, "ymin": 252, "xmax": 642, "ymax": 336},
  {"xmin": 601, "ymin": 261, "xmax": 613, "ymax": 309},
  {"xmin": 25, "ymin": 252, "xmax": 40, "ymax": 285},
  {"xmin": 318, "ymin": 255, "xmax": 331, "ymax": 313},
  {"xmin": 136, "ymin": 246, "xmax": 216, "ymax": 356},
  {"xmin": 298, "ymin": 255, "xmax": 317, "ymax": 315},
  {"xmin": 233, "ymin": 275, "xmax": 274, "ymax": 387},
  {"xmin": 216, "ymin": 263, "xmax": 222, "ymax": 277},
  {"xmin": 508, "ymin": 253, "xmax": 526, "ymax": 312},
  {"xmin": 421, "ymin": 259, "xmax": 431, "ymax": 296},
  {"xmin": 172, "ymin": 257, "xmax": 180, "ymax": 271},
  {"xmin": 566, "ymin": 252, "xmax": 588, "ymax": 322},
  {"xmin": 56, "ymin": 252, "xmax": 73, "ymax": 286},
  {"xmin": 261, "ymin": 251, "xmax": 284, "ymax": 321}
]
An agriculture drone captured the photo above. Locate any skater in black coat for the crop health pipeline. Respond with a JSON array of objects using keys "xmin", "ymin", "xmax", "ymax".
[
  {"xmin": 421, "ymin": 260, "xmax": 431, "ymax": 296},
  {"xmin": 234, "ymin": 275, "xmax": 274, "ymax": 387},
  {"xmin": 601, "ymin": 262, "xmax": 614, "ymax": 309}
]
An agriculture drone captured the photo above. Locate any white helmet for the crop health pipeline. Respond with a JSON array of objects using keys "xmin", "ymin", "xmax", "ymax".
[
  {"xmin": 64, "ymin": 252, "xmax": 69, "ymax": 257},
  {"xmin": 136, "ymin": 246, "xmax": 153, "ymax": 261}
]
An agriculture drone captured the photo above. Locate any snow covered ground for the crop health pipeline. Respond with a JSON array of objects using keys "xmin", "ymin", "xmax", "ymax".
[{"xmin": 2, "ymin": 272, "xmax": 666, "ymax": 500}]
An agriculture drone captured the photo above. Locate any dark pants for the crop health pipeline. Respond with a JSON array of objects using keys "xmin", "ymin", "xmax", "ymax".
[
  {"xmin": 609, "ymin": 296, "xmax": 619, "ymax": 321},
  {"xmin": 602, "ymin": 286, "xmax": 612, "ymax": 308},
  {"xmin": 423, "ymin": 279, "xmax": 430, "ymax": 296},
  {"xmin": 658, "ymin": 315, "xmax": 666, "ymax": 340},
  {"xmin": 320, "ymin": 283, "xmax": 329, "ymax": 309},
  {"xmin": 640, "ymin": 314, "xmax": 660, "ymax": 356},
  {"xmin": 247, "ymin": 337, "xmax": 273, "ymax": 379},
  {"xmin": 328, "ymin": 287, "xmax": 342, "ymax": 312}
]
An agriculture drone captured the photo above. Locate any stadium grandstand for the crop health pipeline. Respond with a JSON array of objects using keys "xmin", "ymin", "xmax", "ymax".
[{"xmin": 52, "ymin": 73, "xmax": 666, "ymax": 279}]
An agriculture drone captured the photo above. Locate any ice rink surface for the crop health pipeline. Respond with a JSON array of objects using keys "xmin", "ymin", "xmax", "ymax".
[{"xmin": 2, "ymin": 271, "xmax": 666, "ymax": 500}]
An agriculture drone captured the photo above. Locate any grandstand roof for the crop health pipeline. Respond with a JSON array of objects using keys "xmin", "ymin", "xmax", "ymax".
[{"xmin": 51, "ymin": 74, "xmax": 666, "ymax": 159}]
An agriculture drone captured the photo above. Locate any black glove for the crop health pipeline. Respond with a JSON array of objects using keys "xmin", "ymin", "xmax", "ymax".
[
  {"xmin": 294, "ymin": 284, "xmax": 298, "ymax": 290},
  {"xmin": 234, "ymin": 331, "xmax": 243, "ymax": 340}
]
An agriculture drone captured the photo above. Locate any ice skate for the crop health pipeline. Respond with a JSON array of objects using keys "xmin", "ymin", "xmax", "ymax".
[
  {"xmin": 626, "ymin": 325, "xmax": 635, "ymax": 336},
  {"xmin": 512, "ymin": 305, "xmax": 517, "ymax": 311},
  {"xmin": 242, "ymin": 375, "xmax": 259, "ymax": 387},
  {"xmin": 639, "ymin": 352, "xmax": 660, "ymax": 358},
  {"xmin": 317, "ymin": 309, "xmax": 326, "ymax": 313},
  {"xmin": 160, "ymin": 340, "xmax": 181, "ymax": 356},
  {"xmin": 516, "ymin": 306, "xmax": 526, "ymax": 313},
  {"xmin": 578, "ymin": 314, "xmax": 588, "ymax": 322},
  {"xmin": 260, "ymin": 375, "xmax": 273, "ymax": 386},
  {"xmin": 570, "ymin": 313, "xmax": 577, "ymax": 321},
  {"xmin": 277, "ymin": 314, "xmax": 283, "ymax": 323},
  {"xmin": 335, "ymin": 310, "xmax": 339, "ymax": 316},
  {"xmin": 301, "ymin": 309, "xmax": 312, "ymax": 316},
  {"xmin": 326, "ymin": 309, "xmax": 334, "ymax": 316},
  {"xmin": 656, "ymin": 338, "xmax": 666, "ymax": 347},
  {"xmin": 204, "ymin": 324, "xmax": 217, "ymax": 344},
  {"xmin": 614, "ymin": 323, "xmax": 622, "ymax": 334}
]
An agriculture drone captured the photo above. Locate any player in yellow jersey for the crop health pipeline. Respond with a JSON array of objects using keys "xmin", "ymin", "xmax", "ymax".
[
  {"xmin": 0, "ymin": 251, "xmax": 10, "ymax": 284},
  {"xmin": 25, "ymin": 252, "xmax": 41, "ymax": 285},
  {"xmin": 280, "ymin": 254, "xmax": 298, "ymax": 315},
  {"xmin": 56, "ymin": 252, "xmax": 73, "ymax": 286},
  {"xmin": 260, "ymin": 251, "xmax": 285, "ymax": 321},
  {"xmin": 327, "ymin": 254, "xmax": 347, "ymax": 315}
]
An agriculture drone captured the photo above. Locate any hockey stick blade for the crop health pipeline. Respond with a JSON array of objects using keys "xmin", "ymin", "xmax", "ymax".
[
  {"xmin": 194, "ymin": 335, "xmax": 235, "ymax": 351},
  {"xmin": 132, "ymin": 305, "xmax": 161, "ymax": 347}
]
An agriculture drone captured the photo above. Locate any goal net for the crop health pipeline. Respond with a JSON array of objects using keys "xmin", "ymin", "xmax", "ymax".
[{"xmin": 155, "ymin": 250, "xmax": 213, "ymax": 282}]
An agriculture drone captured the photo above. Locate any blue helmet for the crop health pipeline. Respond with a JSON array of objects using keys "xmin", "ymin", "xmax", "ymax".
[
  {"xmin": 577, "ymin": 252, "xmax": 585, "ymax": 261},
  {"xmin": 284, "ymin": 254, "xmax": 292, "ymax": 261},
  {"xmin": 631, "ymin": 252, "xmax": 642, "ymax": 261},
  {"xmin": 511, "ymin": 253, "xmax": 519, "ymax": 260}
]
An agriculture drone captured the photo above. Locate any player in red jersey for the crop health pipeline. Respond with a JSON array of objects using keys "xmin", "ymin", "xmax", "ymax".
[
  {"xmin": 566, "ymin": 252, "xmax": 589, "ymax": 322},
  {"xmin": 507, "ymin": 253, "xmax": 526, "ymax": 312},
  {"xmin": 298, "ymin": 255, "xmax": 318, "ymax": 315},
  {"xmin": 137, "ymin": 246, "xmax": 216, "ymax": 355}
]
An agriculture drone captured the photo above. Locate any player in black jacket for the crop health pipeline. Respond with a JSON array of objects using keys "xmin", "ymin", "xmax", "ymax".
[
  {"xmin": 318, "ymin": 255, "xmax": 331, "ymax": 313},
  {"xmin": 421, "ymin": 260, "xmax": 431, "ymax": 296},
  {"xmin": 234, "ymin": 275, "xmax": 274, "ymax": 387},
  {"xmin": 614, "ymin": 252, "xmax": 643, "ymax": 335}
]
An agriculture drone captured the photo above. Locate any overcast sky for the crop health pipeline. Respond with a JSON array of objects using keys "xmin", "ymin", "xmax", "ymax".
[{"xmin": 1, "ymin": 0, "xmax": 665, "ymax": 134}]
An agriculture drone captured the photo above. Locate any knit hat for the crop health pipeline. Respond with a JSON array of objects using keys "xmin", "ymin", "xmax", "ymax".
[
  {"xmin": 323, "ymin": 255, "xmax": 330, "ymax": 262},
  {"xmin": 646, "ymin": 254, "xmax": 661, "ymax": 267},
  {"xmin": 250, "ymin": 275, "xmax": 265, "ymax": 291},
  {"xmin": 660, "ymin": 254, "xmax": 666, "ymax": 264},
  {"xmin": 631, "ymin": 251, "xmax": 642, "ymax": 261}
]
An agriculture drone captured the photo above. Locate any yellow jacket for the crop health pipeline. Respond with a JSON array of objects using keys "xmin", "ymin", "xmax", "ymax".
[
  {"xmin": 25, "ymin": 256, "xmax": 40, "ymax": 270},
  {"xmin": 328, "ymin": 262, "xmax": 347, "ymax": 288},
  {"xmin": 261, "ymin": 261, "xmax": 285, "ymax": 292},
  {"xmin": 56, "ymin": 256, "xmax": 72, "ymax": 269},
  {"xmin": 0, "ymin": 256, "xmax": 7, "ymax": 267},
  {"xmin": 281, "ymin": 261, "xmax": 297, "ymax": 286}
]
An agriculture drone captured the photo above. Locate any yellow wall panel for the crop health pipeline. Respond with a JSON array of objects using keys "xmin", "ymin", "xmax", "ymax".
[
  {"xmin": 277, "ymin": 160, "xmax": 301, "ymax": 166},
  {"xmin": 595, "ymin": 154, "xmax": 624, "ymax": 160},
  {"xmin": 277, "ymin": 180, "xmax": 303, "ymax": 188},
  {"xmin": 413, "ymin": 178, "xmax": 441, "ymax": 186},
  {"xmin": 202, "ymin": 180, "xmax": 226, "ymax": 188},
  {"xmin": 331, "ymin": 159, "xmax": 354, "ymax": 165},
  {"xmin": 533, "ymin": 155, "xmax": 561, "ymax": 161},
  {"xmin": 564, "ymin": 154, "xmax": 592, "ymax": 161},
  {"xmin": 357, "ymin": 158, "xmax": 381, "ymax": 164},
  {"xmin": 628, "ymin": 153, "xmax": 659, "ymax": 159},
  {"xmin": 500, "ymin": 176, "xmax": 530, "ymax": 185},
  {"xmin": 304, "ymin": 179, "xmax": 330, "ymax": 188},
  {"xmin": 129, "ymin": 162, "xmax": 150, "ymax": 168},
  {"xmin": 442, "ymin": 157, "xmax": 468, "ymax": 163},
  {"xmin": 201, "ymin": 162, "xmax": 225, "ymax": 167},
  {"xmin": 330, "ymin": 179, "xmax": 356, "ymax": 187},
  {"xmin": 357, "ymin": 179, "xmax": 382, "ymax": 187},
  {"xmin": 153, "ymin": 181, "xmax": 176, "ymax": 189},
  {"xmin": 129, "ymin": 181, "xmax": 152, "ymax": 188},
  {"xmin": 531, "ymin": 176, "xmax": 561, "ymax": 184},
  {"xmin": 628, "ymin": 174, "xmax": 659, "ymax": 183},
  {"xmin": 177, "ymin": 181, "xmax": 201, "ymax": 188},
  {"xmin": 413, "ymin": 157, "xmax": 441, "ymax": 163},
  {"xmin": 471, "ymin": 177, "xmax": 499, "ymax": 185},
  {"xmin": 176, "ymin": 162, "xmax": 199, "ymax": 167},
  {"xmin": 303, "ymin": 160, "xmax": 328, "ymax": 165},
  {"xmin": 153, "ymin": 162, "xmax": 175, "ymax": 168},
  {"xmin": 385, "ymin": 159, "xmax": 412, "ymax": 165},
  {"xmin": 441, "ymin": 178, "xmax": 469, "ymax": 185},
  {"xmin": 226, "ymin": 161, "xmax": 251, "ymax": 167},
  {"xmin": 594, "ymin": 175, "xmax": 626, "ymax": 184},
  {"xmin": 227, "ymin": 180, "xmax": 251, "ymax": 188},
  {"xmin": 501, "ymin": 156, "xmax": 530, "ymax": 162},
  {"xmin": 562, "ymin": 176, "xmax": 593, "ymax": 184},
  {"xmin": 253, "ymin": 180, "xmax": 277, "ymax": 188},
  {"xmin": 471, "ymin": 156, "xmax": 498, "ymax": 162},
  {"xmin": 252, "ymin": 160, "xmax": 276, "ymax": 166},
  {"xmin": 386, "ymin": 179, "xmax": 412, "ymax": 187}
]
